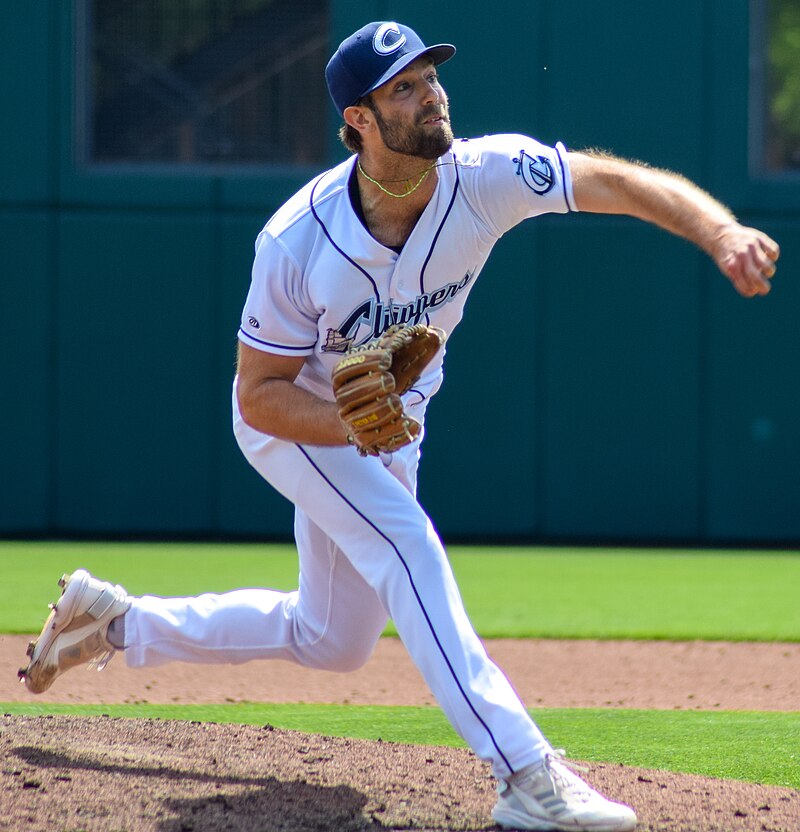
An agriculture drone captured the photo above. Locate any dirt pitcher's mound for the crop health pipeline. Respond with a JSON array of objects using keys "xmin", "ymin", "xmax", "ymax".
[{"xmin": 3, "ymin": 715, "xmax": 798, "ymax": 832}]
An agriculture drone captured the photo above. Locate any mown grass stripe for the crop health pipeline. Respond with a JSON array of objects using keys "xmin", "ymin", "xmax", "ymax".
[{"xmin": 4, "ymin": 542, "xmax": 799, "ymax": 641}]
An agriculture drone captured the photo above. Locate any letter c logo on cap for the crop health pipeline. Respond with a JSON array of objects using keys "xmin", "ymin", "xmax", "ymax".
[{"xmin": 373, "ymin": 22, "xmax": 406, "ymax": 55}]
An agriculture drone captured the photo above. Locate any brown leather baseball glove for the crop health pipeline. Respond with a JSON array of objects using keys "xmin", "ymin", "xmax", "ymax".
[{"xmin": 332, "ymin": 324, "xmax": 446, "ymax": 457}]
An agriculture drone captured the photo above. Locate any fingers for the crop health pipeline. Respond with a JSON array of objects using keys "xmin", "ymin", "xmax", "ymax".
[
  {"xmin": 760, "ymin": 233, "xmax": 781, "ymax": 264},
  {"xmin": 721, "ymin": 253, "xmax": 770, "ymax": 297},
  {"xmin": 755, "ymin": 233, "xmax": 780, "ymax": 277},
  {"xmin": 730, "ymin": 265, "xmax": 772, "ymax": 298},
  {"xmin": 719, "ymin": 227, "xmax": 780, "ymax": 298}
]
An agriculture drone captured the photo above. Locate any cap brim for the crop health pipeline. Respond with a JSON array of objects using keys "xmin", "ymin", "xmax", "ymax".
[{"xmin": 361, "ymin": 43, "xmax": 456, "ymax": 100}]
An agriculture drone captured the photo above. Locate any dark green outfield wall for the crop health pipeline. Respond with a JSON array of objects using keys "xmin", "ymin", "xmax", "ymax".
[{"xmin": 2, "ymin": 1, "xmax": 797, "ymax": 542}]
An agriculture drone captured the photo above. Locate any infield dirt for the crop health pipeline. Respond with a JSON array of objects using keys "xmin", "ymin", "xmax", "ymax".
[{"xmin": 2, "ymin": 636, "xmax": 798, "ymax": 831}]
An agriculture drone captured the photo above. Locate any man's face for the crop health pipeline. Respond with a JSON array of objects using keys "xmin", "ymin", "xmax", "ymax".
[{"xmin": 367, "ymin": 58, "xmax": 454, "ymax": 160}]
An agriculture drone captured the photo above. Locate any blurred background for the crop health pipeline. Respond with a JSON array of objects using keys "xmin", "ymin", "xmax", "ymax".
[{"xmin": 1, "ymin": 0, "xmax": 797, "ymax": 544}]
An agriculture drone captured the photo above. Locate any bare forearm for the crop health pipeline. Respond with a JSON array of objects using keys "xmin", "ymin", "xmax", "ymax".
[
  {"xmin": 622, "ymin": 170, "xmax": 734, "ymax": 255},
  {"xmin": 569, "ymin": 151, "xmax": 780, "ymax": 297},
  {"xmin": 237, "ymin": 376, "xmax": 347, "ymax": 446},
  {"xmin": 571, "ymin": 153, "xmax": 730, "ymax": 251}
]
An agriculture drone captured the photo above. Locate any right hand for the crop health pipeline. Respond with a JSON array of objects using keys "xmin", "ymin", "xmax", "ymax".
[{"xmin": 713, "ymin": 223, "xmax": 780, "ymax": 298}]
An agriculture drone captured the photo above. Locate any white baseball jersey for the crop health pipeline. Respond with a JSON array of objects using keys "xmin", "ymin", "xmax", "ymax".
[
  {"xmin": 238, "ymin": 134, "xmax": 576, "ymax": 406},
  {"xmin": 123, "ymin": 135, "xmax": 578, "ymax": 784}
]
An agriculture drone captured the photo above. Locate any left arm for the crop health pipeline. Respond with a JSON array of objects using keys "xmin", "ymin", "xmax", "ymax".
[{"xmin": 568, "ymin": 151, "xmax": 780, "ymax": 297}]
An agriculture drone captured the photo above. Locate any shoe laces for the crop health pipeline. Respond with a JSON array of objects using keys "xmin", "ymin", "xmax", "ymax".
[
  {"xmin": 544, "ymin": 749, "xmax": 593, "ymax": 803},
  {"xmin": 88, "ymin": 649, "xmax": 115, "ymax": 672},
  {"xmin": 86, "ymin": 620, "xmax": 123, "ymax": 672},
  {"xmin": 548, "ymin": 748, "xmax": 589, "ymax": 773}
]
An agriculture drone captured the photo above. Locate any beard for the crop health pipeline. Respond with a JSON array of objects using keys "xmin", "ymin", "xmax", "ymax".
[{"xmin": 368, "ymin": 100, "xmax": 454, "ymax": 160}]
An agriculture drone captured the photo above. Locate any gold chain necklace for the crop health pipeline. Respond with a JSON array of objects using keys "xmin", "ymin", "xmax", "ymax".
[{"xmin": 357, "ymin": 159, "xmax": 437, "ymax": 198}]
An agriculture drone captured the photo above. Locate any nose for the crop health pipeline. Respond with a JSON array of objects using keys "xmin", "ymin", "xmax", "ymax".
[{"xmin": 421, "ymin": 78, "xmax": 440, "ymax": 105}]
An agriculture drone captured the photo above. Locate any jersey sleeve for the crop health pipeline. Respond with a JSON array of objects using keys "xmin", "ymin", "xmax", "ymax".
[
  {"xmin": 237, "ymin": 229, "xmax": 319, "ymax": 355},
  {"xmin": 464, "ymin": 134, "xmax": 577, "ymax": 236}
]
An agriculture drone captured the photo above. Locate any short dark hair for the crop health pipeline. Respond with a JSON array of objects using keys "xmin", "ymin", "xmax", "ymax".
[
  {"xmin": 337, "ymin": 94, "xmax": 375, "ymax": 154},
  {"xmin": 338, "ymin": 123, "xmax": 362, "ymax": 154}
]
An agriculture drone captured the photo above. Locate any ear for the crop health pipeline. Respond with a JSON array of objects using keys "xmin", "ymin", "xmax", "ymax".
[{"xmin": 343, "ymin": 104, "xmax": 374, "ymax": 134}]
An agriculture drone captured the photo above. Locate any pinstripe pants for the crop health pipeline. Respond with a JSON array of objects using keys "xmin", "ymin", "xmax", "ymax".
[{"xmin": 123, "ymin": 387, "xmax": 550, "ymax": 779}]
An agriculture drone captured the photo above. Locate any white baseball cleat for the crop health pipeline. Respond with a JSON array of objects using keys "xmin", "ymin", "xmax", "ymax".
[
  {"xmin": 18, "ymin": 569, "xmax": 132, "ymax": 694},
  {"xmin": 492, "ymin": 751, "xmax": 637, "ymax": 831}
]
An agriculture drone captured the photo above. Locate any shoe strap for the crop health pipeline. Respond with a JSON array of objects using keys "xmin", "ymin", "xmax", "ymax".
[{"xmin": 85, "ymin": 586, "xmax": 122, "ymax": 620}]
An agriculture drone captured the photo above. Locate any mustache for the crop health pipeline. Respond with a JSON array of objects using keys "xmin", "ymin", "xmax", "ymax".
[{"xmin": 418, "ymin": 105, "xmax": 448, "ymax": 122}]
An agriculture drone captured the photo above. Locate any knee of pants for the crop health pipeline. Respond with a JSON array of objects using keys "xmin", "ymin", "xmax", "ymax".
[
  {"xmin": 294, "ymin": 619, "xmax": 382, "ymax": 673},
  {"xmin": 319, "ymin": 641, "xmax": 376, "ymax": 673}
]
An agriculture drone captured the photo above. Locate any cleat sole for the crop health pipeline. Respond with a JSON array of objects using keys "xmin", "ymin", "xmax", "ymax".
[{"xmin": 19, "ymin": 569, "xmax": 131, "ymax": 694}]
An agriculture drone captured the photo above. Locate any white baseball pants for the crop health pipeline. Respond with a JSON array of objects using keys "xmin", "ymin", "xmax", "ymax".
[{"xmin": 123, "ymin": 387, "xmax": 550, "ymax": 778}]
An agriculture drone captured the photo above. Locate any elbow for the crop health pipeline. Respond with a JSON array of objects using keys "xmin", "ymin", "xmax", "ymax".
[
  {"xmin": 235, "ymin": 345, "xmax": 304, "ymax": 435},
  {"xmin": 235, "ymin": 381, "xmax": 256, "ymax": 429},
  {"xmin": 235, "ymin": 377, "xmax": 271, "ymax": 433}
]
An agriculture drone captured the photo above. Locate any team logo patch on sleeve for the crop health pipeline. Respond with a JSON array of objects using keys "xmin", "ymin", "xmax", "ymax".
[{"xmin": 513, "ymin": 149, "xmax": 555, "ymax": 194}]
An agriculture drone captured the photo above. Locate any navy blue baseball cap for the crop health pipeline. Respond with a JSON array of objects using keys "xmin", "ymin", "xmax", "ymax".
[{"xmin": 325, "ymin": 22, "xmax": 455, "ymax": 115}]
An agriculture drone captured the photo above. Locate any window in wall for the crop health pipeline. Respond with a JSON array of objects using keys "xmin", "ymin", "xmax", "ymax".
[
  {"xmin": 750, "ymin": 0, "xmax": 800, "ymax": 174},
  {"xmin": 77, "ymin": 0, "xmax": 329, "ymax": 167}
]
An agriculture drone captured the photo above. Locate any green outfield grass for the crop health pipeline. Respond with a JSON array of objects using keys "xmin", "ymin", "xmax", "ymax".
[
  {"xmin": 4, "ymin": 541, "xmax": 800, "ymax": 640},
  {"xmin": 3, "ymin": 702, "xmax": 798, "ymax": 789},
  {"xmin": 5, "ymin": 541, "xmax": 799, "ymax": 791}
]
